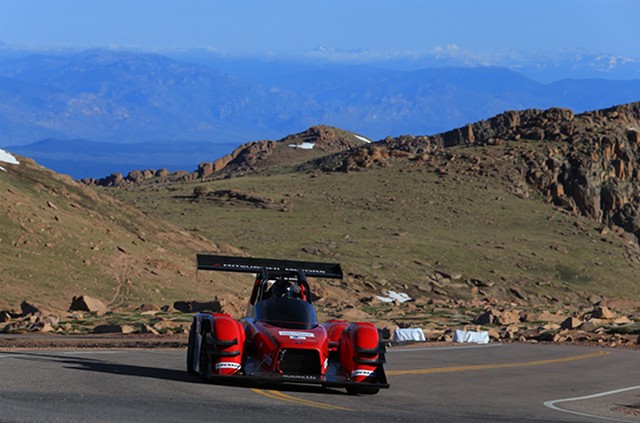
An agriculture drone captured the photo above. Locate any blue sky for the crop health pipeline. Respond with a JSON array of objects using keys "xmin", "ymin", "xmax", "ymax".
[{"xmin": 0, "ymin": 0, "xmax": 638, "ymax": 59}]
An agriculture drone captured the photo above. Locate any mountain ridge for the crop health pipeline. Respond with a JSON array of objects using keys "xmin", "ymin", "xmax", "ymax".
[
  {"xmin": 309, "ymin": 102, "xmax": 640, "ymax": 242},
  {"xmin": 83, "ymin": 125, "xmax": 369, "ymax": 187},
  {"xmin": 1, "ymin": 48, "xmax": 638, "ymax": 158}
]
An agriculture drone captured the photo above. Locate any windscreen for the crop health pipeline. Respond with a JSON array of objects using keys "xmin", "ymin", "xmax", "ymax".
[{"xmin": 254, "ymin": 297, "xmax": 318, "ymax": 330}]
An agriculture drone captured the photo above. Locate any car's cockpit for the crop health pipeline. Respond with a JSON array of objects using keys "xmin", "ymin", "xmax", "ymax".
[{"xmin": 195, "ymin": 254, "xmax": 342, "ymax": 328}]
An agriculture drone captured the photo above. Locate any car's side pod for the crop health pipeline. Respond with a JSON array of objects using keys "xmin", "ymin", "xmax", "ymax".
[
  {"xmin": 338, "ymin": 322, "xmax": 385, "ymax": 383},
  {"xmin": 199, "ymin": 313, "xmax": 245, "ymax": 376},
  {"xmin": 324, "ymin": 319, "xmax": 350, "ymax": 353}
]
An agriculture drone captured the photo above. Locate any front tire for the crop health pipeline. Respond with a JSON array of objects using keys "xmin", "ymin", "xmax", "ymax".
[{"xmin": 199, "ymin": 331, "xmax": 212, "ymax": 381}]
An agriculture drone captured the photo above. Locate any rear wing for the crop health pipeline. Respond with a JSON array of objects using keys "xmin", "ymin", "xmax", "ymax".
[{"xmin": 196, "ymin": 254, "xmax": 343, "ymax": 279}]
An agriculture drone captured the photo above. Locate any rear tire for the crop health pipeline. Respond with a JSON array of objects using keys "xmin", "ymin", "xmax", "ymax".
[{"xmin": 186, "ymin": 321, "xmax": 197, "ymax": 376}]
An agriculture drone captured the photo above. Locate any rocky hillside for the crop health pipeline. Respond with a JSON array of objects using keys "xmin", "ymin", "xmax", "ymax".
[
  {"xmin": 205, "ymin": 125, "xmax": 370, "ymax": 176},
  {"xmin": 87, "ymin": 101, "xmax": 640, "ymax": 345},
  {"xmin": 0, "ymin": 152, "xmax": 247, "ymax": 315},
  {"xmin": 84, "ymin": 125, "xmax": 369, "ymax": 187},
  {"xmin": 313, "ymin": 102, "xmax": 640, "ymax": 240}
]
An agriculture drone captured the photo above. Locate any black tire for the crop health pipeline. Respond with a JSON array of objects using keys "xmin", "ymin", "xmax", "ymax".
[
  {"xmin": 186, "ymin": 320, "xmax": 197, "ymax": 376},
  {"xmin": 199, "ymin": 331, "xmax": 211, "ymax": 381}
]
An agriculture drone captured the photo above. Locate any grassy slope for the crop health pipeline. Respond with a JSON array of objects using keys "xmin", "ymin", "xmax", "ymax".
[
  {"xmin": 0, "ymin": 156, "xmax": 249, "ymax": 314},
  {"xmin": 109, "ymin": 142, "xmax": 640, "ymax": 313}
]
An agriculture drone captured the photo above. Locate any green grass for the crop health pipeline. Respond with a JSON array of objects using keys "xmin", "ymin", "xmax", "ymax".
[
  {"xmin": 108, "ymin": 151, "xmax": 640, "ymax": 310},
  {"xmin": 1, "ymin": 157, "xmax": 250, "ymax": 314}
]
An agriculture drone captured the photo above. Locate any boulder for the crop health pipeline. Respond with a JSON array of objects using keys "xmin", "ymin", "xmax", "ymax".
[
  {"xmin": 0, "ymin": 310, "xmax": 12, "ymax": 323},
  {"xmin": 2, "ymin": 321, "xmax": 28, "ymax": 334},
  {"xmin": 422, "ymin": 328, "xmax": 446, "ymax": 341},
  {"xmin": 31, "ymin": 322, "xmax": 55, "ymax": 333},
  {"xmin": 160, "ymin": 304, "xmax": 177, "ymax": 314},
  {"xmin": 38, "ymin": 314, "xmax": 59, "ymax": 327},
  {"xmin": 502, "ymin": 325, "xmax": 520, "ymax": 339},
  {"xmin": 509, "ymin": 287, "xmax": 527, "ymax": 301},
  {"xmin": 196, "ymin": 162, "xmax": 215, "ymax": 179},
  {"xmin": 473, "ymin": 310, "xmax": 493, "ymax": 325},
  {"xmin": 542, "ymin": 323, "xmax": 561, "ymax": 331},
  {"xmin": 173, "ymin": 300, "xmax": 222, "ymax": 313},
  {"xmin": 140, "ymin": 324, "xmax": 160, "ymax": 335},
  {"xmin": 591, "ymin": 306, "xmax": 616, "ymax": 320},
  {"xmin": 560, "ymin": 317, "xmax": 583, "ymax": 330},
  {"xmin": 125, "ymin": 170, "xmax": 145, "ymax": 183},
  {"xmin": 613, "ymin": 316, "xmax": 632, "ymax": 325},
  {"xmin": 20, "ymin": 301, "xmax": 41, "ymax": 316},
  {"xmin": 474, "ymin": 308, "xmax": 520, "ymax": 325},
  {"xmin": 496, "ymin": 309, "xmax": 521, "ymax": 325},
  {"xmin": 70, "ymin": 295, "xmax": 108, "ymax": 315},
  {"xmin": 579, "ymin": 321, "xmax": 602, "ymax": 332},
  {"xmin": 93, "ymin": 324, "xmax": 135, "ymax": 334},
  {"xmin": 137, "ymin": 304, "xmax": 161, "ymax": 316},
  {"xmin": 528, "ymin": 310, "xmax": 566, "ymax": 324},
  {"xmin": 487, "ymin": 328, "xmax": 501, "ymax": 340}
]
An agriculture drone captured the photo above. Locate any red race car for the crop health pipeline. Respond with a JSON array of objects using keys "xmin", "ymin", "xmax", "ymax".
[{"xmin": 186, "ymin": 254, "xmax": 389, "ymax": 394}]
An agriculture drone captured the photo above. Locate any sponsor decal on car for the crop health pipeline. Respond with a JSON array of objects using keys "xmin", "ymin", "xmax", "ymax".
[
  {"xmin": 215, "ymin": 362, "xmax": 241, "ymax": 370},
  {"xmin": 278, "ymin": 331, "xmax": 315, "ymax": 340},
  {"xmin": 351, "ymin": 369, "xmax": 374, "ymax": 378}
]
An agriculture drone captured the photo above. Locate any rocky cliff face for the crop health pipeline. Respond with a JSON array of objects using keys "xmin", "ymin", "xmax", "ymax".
[
  {"xmin": 316, "ymin": 102, "xmax": 640, "ymax": 239},
  {"xmin": 200, "ymin": 124, "xmax": 368, "ymax": 176},
  {"xmin": 86, "ymin": 125, "xmax": 368, "ymax": 187}
]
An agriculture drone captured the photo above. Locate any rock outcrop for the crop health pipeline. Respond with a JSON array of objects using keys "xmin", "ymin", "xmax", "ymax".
[
  {"xmin": 318, "ymin": 102, "xmax": 640, "ymax": 239},
  {"xmin": 69, "ymin": 295, "xmax": 108, "ymax": 315},
  {"xmin": 202, "ymin": 125, "xmax": 369, "ymax": 175},
  {"xmin": 84, "ymin": 125, "xmax": 369, "ymax": 187}
]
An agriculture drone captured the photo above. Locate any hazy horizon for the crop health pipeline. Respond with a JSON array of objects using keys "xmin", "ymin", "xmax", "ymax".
[{"xmin": 1, "ymin": 1, "xmax": 638, "ymax": 61}]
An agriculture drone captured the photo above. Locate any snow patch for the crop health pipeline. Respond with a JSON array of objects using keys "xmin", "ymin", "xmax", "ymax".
[
  {"xmin": 376, "ymin": 290, "xmax": 412, "ymax": 303},
  {"xmin": 0, "ymin": 148, "xmax": 19, "ymax": 172},
  {"xmin": 289, "ymin": 142, "xmax": 315, "ymax": 150},
  {"xmin": 354, "ymin": 135, "xmax": 372, "ymax": 143}
]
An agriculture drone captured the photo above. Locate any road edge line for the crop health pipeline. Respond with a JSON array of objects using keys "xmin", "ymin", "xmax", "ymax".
[{"xmin": 544, "ymin": 385, "xmax": 640, "ymax": 422}]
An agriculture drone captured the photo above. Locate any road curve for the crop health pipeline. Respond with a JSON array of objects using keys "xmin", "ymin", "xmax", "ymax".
[{"xmin": 1, "ymin": 343, "xmax": 639, "ymax": 422}]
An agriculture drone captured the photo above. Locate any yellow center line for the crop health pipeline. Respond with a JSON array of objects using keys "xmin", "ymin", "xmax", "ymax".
[
  {"xmin": 251, "ymin": 388, "xmax": 353, "ymax": 411},
  {"xmin": 387, "ymin": 350, "xmax": 609, "ymax": 376}
]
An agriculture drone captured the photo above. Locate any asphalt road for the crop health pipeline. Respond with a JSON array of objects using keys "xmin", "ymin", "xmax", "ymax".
[{"xmin": 1, "ymin": 343, "xmax": 640, "ymax": 422}]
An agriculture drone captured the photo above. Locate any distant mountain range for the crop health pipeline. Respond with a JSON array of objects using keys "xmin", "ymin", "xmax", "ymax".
[{"xmin": 0, "ymin": 48, "xmax": 638, "ymax": 178}]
